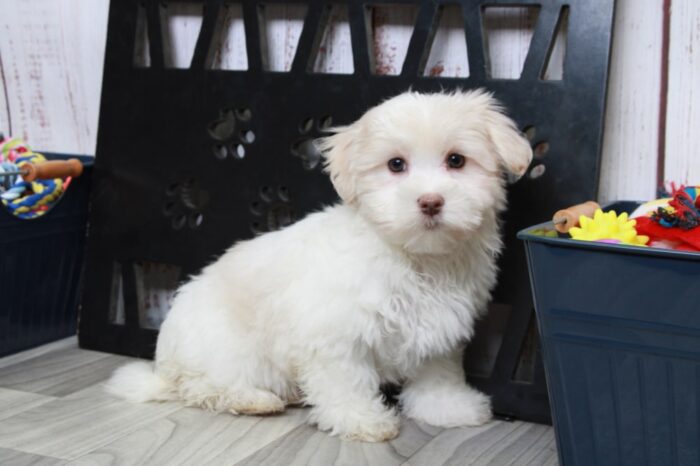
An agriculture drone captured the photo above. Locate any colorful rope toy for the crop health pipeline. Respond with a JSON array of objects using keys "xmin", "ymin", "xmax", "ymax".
[
  {"xmin": 650, "ymin": 185, "xmax": 700, "ymax": 230},
  {"xmin": 633, "ymin": 185, "xmax": 700, "ymax": 252},
  {"xmin": 0, "ymin": 136, "xmax": 71, "ymax": 219}
]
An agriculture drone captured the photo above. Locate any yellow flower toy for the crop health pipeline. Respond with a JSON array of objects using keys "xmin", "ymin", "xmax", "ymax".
[{"xmin": 569, "ymin": 209, "xmax": 649, "ymax": 246}]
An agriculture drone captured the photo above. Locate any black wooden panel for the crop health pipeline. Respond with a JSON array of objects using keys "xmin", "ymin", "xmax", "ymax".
[{"xmin": 79, "ymin": 0, "xmax": 616, "ymax": 424}]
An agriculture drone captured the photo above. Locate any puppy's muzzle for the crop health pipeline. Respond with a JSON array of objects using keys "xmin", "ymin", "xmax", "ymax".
[{"xmin": 418, "ymin": 194, "xmax": 444, "ymax": 217}]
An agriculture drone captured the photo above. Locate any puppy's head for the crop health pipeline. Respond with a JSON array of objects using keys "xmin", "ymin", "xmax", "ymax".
[{"xmin": 319, "ymin": 89, "xmax": 532, "ymax": 255}]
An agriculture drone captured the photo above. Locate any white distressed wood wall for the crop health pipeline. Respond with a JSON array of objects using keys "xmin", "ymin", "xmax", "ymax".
[{"xmin": 0, "ymin": 0, "xmax": 698, "ymax": 203}]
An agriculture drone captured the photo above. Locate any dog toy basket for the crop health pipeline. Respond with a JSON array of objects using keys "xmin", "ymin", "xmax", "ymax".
[
  {"xmin": 519, "ymin": 201, "xmax": 700, "ymax": 465},
  {"xmin": 0, "ymin": 153, "xmax": 93, "ymax": 356}
]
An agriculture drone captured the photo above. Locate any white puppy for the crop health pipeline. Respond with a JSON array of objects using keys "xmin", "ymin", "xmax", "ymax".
[{"xmin": 106, "ymin": 89, "xmax": 533, "ymax": 442}]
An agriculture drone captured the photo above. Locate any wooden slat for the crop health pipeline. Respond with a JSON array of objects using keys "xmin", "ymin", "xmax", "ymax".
[
  {"xmin": 0, "ymin": 0, "xmax": 109, "ymax": 155},
  {"xmin": 0, "ymin": 346, "xmax": 131, "ymax": 397},
  {"xmin": 259, "ymin": 4, "xmax": 307, "ymax": 72},
  {"xmin": 0, "ymin": 388, "xmax": 56, "ymax": 422},
  {"xmin": 242, "ymin": 1, "xmax": 263, "ymax": 73},
  {"xmin": 160, "ymin": 3, "xmax": 205, "ymax": 69},
  {"xmin": 68, "ymin": 407, "xmax": 308, "ymax": 465},
  {"xmin": 208, "ymin": 3, "xmax": 249, "ymax": 71},
  {"xmin": 0, "ymin": 385, "xmax": 181, "ymax": 460},
  {"xmin": 407, "ymin": 421, "xmax": 557, "ymax": 466},
  {"xmin": 0, "ymin": 54, "xmax": 10, "ymax": 134},
  {"xmin": 310, "ymin": 5, "xmax": 354, "ymax": 75},
  {"xmin": 0, "ymin": 336, "xmax": 77, "ymax": 370},
  {"xmin": 423, "ymin": 5, "xmax": 469, "ymax": 78},
  {"xmin": 0, "ymin": 447, "xmax": 60, "ymax": 466},
  {"xmin": 0, "ymin": 339, "xmax": 558, "ymax": 465},
  {"xmin": 0, "ymin": 0, "xmax": 693, "ymax": 201},
  {"xmin": 0, "ymin": 1, "xmax": 677, "ymax": 204},
  {"xmin": 664, "ymin": 0, "xmax": 700, "ymax": 186},
  {"xmin": 371, "ymin": 5, "xmax": 418, "ymax": 76},
  {"xmin": 402, "ymin": 2, "xmax": 437, "ymax": 77},
  {"xmin": 598, "ymin": 0, "xmax": 664, "ymax": 202},
  {"xmin": 290, "ymin": 3, "xmax": 324, "ymax": 74},
  {"xmin": 520, "ymin": 4, "xmax": 561, "ymax": 82},
  {"xmin": 191, "ymin": 1, "xmax": 221, "ymax": 69},
  {"xmin": 482, "ymin": 6, "xmax": 538, "ymax": 80}
]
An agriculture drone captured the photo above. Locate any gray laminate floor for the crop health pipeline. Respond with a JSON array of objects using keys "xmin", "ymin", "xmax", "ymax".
[{"xmin": 0, "ymin": 338, "xmax": 558, "ymax": 465}]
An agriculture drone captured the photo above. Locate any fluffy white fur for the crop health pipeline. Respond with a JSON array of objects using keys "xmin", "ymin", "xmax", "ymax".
[{"xmin": 105, "ymin": 89, "xmax": 533, "ymax": 442}]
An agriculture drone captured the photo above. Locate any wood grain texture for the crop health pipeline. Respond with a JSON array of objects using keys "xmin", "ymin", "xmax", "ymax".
[
  {"xmin": 0, "ymin": 447, "xmax": 64, "ymax": 466},
  {"xmin": 482, "ymin": 6, "xmax": 538, "ymax": 79},
  {"xmin": 0, "ymin": 49, "xmax": 10, "ymax": 134},
  {"xmin": 236, "ymin": 422, "xmax": 406, "ymax": 466},
  {"xmin": 0, "ymin": 340, "xmax": 557, "ymax": 465},
  {"xmin": 260, "ymin": 4, "xmax": 306, "ymax": 72},
  {"xmin": 66, "ymin": 407, "xmax": 307, "ymax": 466},
  {"xmin": 311, "ymin": 5, "xmax": 354, "ymax": 75},
  {"xmin": 160, "ymin": 3, "xmax": 204, "ymax": 69},
  {"xmin": 0, "ymin": 346, "xmax": 131, "ymax": 397},
  {"xmin": 0, "ymin": 384, "xmax": 182, "ymax": 460},
  {"xmin": 0, "ymin": 0, "xmax": 108, "ymax": 155},
  {"xmin": 424, "ymin": 5, "xmax": 469, "ymax": 78},
  {"xmin": 371, "ymin": 6, "xmax": 418, "ymax": 76},
  {"xmin": 235, "ymin": 419, "xmax": 444, "ymax": 466},
  {"xmin": 542, "ymin": 7, "xmax": 567, "ymax": 81},
  {"xmin": 406, "ymin": 420, "xmax": 556, "ymax": 466},
  {"xmin": 209, "ymin": 4, "xmax": 248, "ymax": 71},
  {"xmin": 0, "ymin": 388, "xmax": 56, "ymax": 422},
  {"xmin": 665, "ymin": 0, "xmax": 700, "ymax": 185},
  {"xmin": 598, "ymin": 0, "xmax": 663, "ymax": 202},
  {"xmin": 1, "ymin": 0, "xmax": 692, "ymax": 202},
  {"xmin": 0, "ymin": 336, "xmax": 76, "ymax": 370}
]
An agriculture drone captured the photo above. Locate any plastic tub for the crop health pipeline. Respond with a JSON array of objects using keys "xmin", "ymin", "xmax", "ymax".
[
  {"xmin": 0, "ymin": 154, "xmax": 93, "ymax": 356},
  {"xmin": 519, "ymin": 201, "xmax": 700, "ymax": 466}
]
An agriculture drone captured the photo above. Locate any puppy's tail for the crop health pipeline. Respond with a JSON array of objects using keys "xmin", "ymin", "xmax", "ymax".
[{"xmin": 105, "ymin": 361, "xmax": 176, "ymax": 403}]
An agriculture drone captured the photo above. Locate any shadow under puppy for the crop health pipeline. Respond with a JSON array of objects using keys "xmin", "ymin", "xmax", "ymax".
[{"xmin": 106, "ymin": 89, "xmax": 533, "ymax": 442}]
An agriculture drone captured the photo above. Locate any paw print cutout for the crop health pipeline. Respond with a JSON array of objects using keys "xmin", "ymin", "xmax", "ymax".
[
  {"xmin": 208, "ymin": 107, "xmax": 254, "ymax": 161},
  {"xmin": 522, "ymin": 125, "xmax": 547, "ymax": 180},
  {"xmin": 291, "ymin": 115, "xmax": 333, "ymax": 170},
  {"xmin": 163, "ymin": 178, "xmax": 209, "ymax": 230},
  {"xmin": 249, "ymin": 185, "xmax": 295, "ymax": 234}
]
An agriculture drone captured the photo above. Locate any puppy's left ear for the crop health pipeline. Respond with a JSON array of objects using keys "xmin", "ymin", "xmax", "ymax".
[
  {"xmin": 484, "ymin": 105, "xmax": 533, "ymax": 182},
  {"xmin": 318, "ymin": 125, "xmax": 359, "ymax": 204}
]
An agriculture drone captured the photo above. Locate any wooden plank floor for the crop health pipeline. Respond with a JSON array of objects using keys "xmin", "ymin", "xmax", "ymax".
[{"xmin": 0, "ymin": 338, "xmax": 558, "ymax": 465}]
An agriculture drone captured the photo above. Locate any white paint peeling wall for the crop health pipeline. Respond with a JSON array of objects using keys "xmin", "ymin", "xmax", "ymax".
[
  {"xmin": 665, "ymin": 0, "xmax": 700, "ymax": 187},
  {"xmin": 598, "ymin": 0, "xmax": 663, "ymax": 202},
  {"xmin": 0, "ymin": 0, "xmax": 109, "ymax": 155},
  {"xmin": 1, "ymin": 0, "xmax": 699, "ymax": 201}
]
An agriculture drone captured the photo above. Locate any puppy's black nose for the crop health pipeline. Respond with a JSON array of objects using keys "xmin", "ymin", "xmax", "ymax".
[{"xmin": 418, "ymin": 194, "xmax": 444, "ymax": 216}]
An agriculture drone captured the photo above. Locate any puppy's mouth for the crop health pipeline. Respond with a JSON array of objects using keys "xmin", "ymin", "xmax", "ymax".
[{"xmin": 422, "ymin": 216, "xmax": 441, "ymax": 230}]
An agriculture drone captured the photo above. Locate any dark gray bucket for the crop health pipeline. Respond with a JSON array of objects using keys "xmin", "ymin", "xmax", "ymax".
[{"xmin": 519, "ymin": 201, "xmax": 700, "ymax": 466}]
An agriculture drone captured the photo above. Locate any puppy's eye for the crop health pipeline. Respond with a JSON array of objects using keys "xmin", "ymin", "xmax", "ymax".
[
  {"xmin": 388, "ymin": 157, "xmax": 407, "ymax": 173},
  {"xmin": 446, "ymin": 153, "xmax": 466, "ymax": 169}
]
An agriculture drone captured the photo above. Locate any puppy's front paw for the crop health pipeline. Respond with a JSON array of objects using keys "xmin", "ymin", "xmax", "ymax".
[
  {"xmin": 402, "ymin": 386, "xmax": 492, "ymax": 428},
  {"xmin": 310, "ymin": 404, "xmax": 400, "ymax": 442},
  {"xmin": 341, "ymin": 415, "xmax": 400, "ymax": 443}
]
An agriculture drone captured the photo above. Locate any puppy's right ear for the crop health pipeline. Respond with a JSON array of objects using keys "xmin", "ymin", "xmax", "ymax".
[{"xmin": 318, "ymin": 125, "xmax": 359, "ymax": 204}]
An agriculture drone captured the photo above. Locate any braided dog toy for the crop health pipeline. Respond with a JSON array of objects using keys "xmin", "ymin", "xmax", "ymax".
[
  {"xmin": 650, "ymin": 185, "xmax": 700, "ymax": 229},
  {"xmin": 0, "ymin": 136, "xmax": 70, "ymax": 219},
  {"xmin": 634, "ymin": 185, "xmax": 700, "ymax": 252}
]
